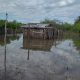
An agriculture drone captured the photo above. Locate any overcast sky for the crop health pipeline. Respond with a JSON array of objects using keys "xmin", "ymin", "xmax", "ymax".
[{"xmin": 0, "ymin": 0, "xmax": 80, "ymax": 23}]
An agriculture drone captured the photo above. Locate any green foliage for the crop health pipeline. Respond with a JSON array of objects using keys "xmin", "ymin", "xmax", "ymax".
[
  {"xmin": 62, "ymin": 22, "xmax": 73, "ymax": 31},
  {"xmin": 74, "ymin": 16, "xmax": 80, "ymax": 24},
  {"xmin": 40, "ymin": 18, "xmax": 63, "ymax": 29},
  {"xmin": 41, "ymin": 17, "xmax": 80, "ymax": 32},
  {"xmin": 74, "ymin": 16, "xmax": 80, "ymax": 32},
  {"xmin": 74, "ymin": 38, "xmax": 80, "ymax": 49},
  {"xmin": 0, "ymin": 20, "xmax": 5, "ymax": 34},
  {"xmin": 0, "ymin": 20, "xmax": 5, "ymax": 27},
  {"xmin": 41, "ymin": 19, "xmax": 57, "ymax": 24},
  {"xmin": 0, "ymin": 19, "xmax": 22, "ymax": 34},
  {"xmin": 0, "ymin": 19, "xmax": 22, "ymax": 29},
  {"xmin": 75, "ymin": 22, "xmax": 80, "ymax": 32},
  {"xmin": 41, "ymin": 18, "xmax": 73, "ymax": 30},
  {"xmin": 7, "ymin": 20, "xmax": 22, "ymax": 29}
]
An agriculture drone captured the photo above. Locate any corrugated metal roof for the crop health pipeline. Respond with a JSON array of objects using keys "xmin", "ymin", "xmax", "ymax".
[{"xmin": 21, "ymin": 23, "xmax": 49, "ymax": 28}]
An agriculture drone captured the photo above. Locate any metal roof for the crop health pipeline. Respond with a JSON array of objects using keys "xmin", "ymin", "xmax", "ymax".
[{"xmin": 21, "ymin": 23, "xmax": 49, "ymax": 28}]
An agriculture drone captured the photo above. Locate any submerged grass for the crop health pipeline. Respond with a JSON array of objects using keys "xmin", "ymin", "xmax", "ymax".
[
  {"xmin": 63, "ymin": 31, "xmax": 80, "ymax": 50},
  {"xmin": 74, "ymin": 39, "xmax": 80, "ymax": 49}
]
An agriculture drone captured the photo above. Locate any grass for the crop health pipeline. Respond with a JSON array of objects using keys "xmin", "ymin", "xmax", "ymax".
[{"xmin": 63, "ymin": 31, "xmax": 80, "ymax": 50}]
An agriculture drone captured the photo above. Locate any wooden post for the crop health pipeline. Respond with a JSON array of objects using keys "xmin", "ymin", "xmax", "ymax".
[
  {"xmin": 27, "ymin": 25, "xmax": 30, "ymax": 60},
  {"xmin": 4, "ymin": 12, "xmax": 8, "ymax": 80},
  {"xmin": 43, "ymin": 29, "xmax": 45, "ymax": 39}
]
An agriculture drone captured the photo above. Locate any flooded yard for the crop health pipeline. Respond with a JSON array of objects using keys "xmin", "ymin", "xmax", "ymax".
[{"xmin": 0, "ymin": 34, "xmax": 80, "ymax": 80}]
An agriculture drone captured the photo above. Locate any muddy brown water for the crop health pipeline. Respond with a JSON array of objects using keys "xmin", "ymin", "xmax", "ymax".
[{"xmin": 0, "ymin": 34, "xmax": 80, "ymax": 80}]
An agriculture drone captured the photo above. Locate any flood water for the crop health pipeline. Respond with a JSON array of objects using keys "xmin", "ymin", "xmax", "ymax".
[{"xmin": 0, "ymin": 33, "xmax": 80, "ymax": 80}]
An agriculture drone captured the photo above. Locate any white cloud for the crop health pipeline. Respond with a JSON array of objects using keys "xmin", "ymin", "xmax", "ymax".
[
  {"xmin": 67, "ymin": 0, "xmax": 75, "ymax": 4},
  {"xmin": 59, "ymin": 0, "xmax": 67, "ymax": 6},
  {"xmin": 59, "ymin": 0, "xmax": 75, "ymax": 6},
  {"xmin": 0, "ymin": 0, "xmax": 80, "ymax": 23}
]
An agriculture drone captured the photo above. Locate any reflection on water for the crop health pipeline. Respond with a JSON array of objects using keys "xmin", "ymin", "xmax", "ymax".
[
  {"xmin": 0, "ymin": 33, "xmax": 79, "ymax": 51},
  {"xmin": 23, "ymin": 36, "xmax": 62, "ymax": 60},
  {"xmin": 0, "ymin": 33, "xmax": 80, "ymax": 80},
  {"xmin": 23, "ymin": 38, "xmax": 54, "ymax": 51},
  {"xmin": 23, "ymin": 36, "xmax": 63, "ymax": 51},
  {"xmin": 0, "ymin": 34, "xmax": 20, "ymax": 46}
]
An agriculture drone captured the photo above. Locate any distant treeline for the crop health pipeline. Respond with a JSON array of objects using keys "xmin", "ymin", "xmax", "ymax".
[
  {"xmin": 0, "ymin": 16, "xmax": 80, "ymax": 34},
  {"xmin": 0, "ymin": 20, "xmax": 22, "ymax": 34},
  {"xmin": 41, "ymin": 16, "xmax": 80, "ymax": 33}
]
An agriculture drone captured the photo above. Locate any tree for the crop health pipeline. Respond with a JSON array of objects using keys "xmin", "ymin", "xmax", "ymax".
[
  {"xmin": 0, "ymin": 19, "xmax": 22, "ymax": 34},
  {"xmin": 62, "ymin": 22, "xmax": 73, "ymax": 31},
  {"xmin": 74, "ymin": 16, "xmax": 80, "ymax": 32},
  {"xmin": 40, "ymin": 19, "xmax": 62, "ymax": 28},
  {"xmin": 75, "ymin": 16, "xmax": 80, "ymax": 24}
]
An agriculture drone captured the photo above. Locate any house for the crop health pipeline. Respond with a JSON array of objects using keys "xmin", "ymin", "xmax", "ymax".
[{"xmin": 21, "ymin": 23, "xmax": 58, "ymax": 39}]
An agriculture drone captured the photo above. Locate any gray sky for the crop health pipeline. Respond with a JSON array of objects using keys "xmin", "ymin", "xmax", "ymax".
[{"xmin": 0, "ymin": 0, "xmax": 80, "ymax": 23}]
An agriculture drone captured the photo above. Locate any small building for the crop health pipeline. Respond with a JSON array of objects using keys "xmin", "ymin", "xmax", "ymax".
[{"xmin": 22, "ymin": 23, "xmax": 58, "ymax": 39}]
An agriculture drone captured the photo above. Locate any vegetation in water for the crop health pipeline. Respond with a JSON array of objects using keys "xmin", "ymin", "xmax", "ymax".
[
  {"xmin": 0, "ymin": 20, "xmax": 22, "ymax": 34},
  {"xmin": 0, "ymin": 16, "xmax": 80, "ymax": 49},
  {"xmin": 0, "ymin": 34, "xmax": 20, "ymax": 46},
  {"xmin": 41, "ymin": 16, "xmax": 80, "ymax": 33},
  {"xmin": 41, "ymin": 16, "xmax": 80, "ymax": 49}
]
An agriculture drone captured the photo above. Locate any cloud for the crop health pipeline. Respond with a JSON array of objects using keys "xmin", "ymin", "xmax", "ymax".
[
  {"xmin": 0, "ymin": 0, "xmax": 80, "ymax": 23},
  {"xmin": 59, "ymin": 1, "xmax": 68, "ymax": 6}
]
